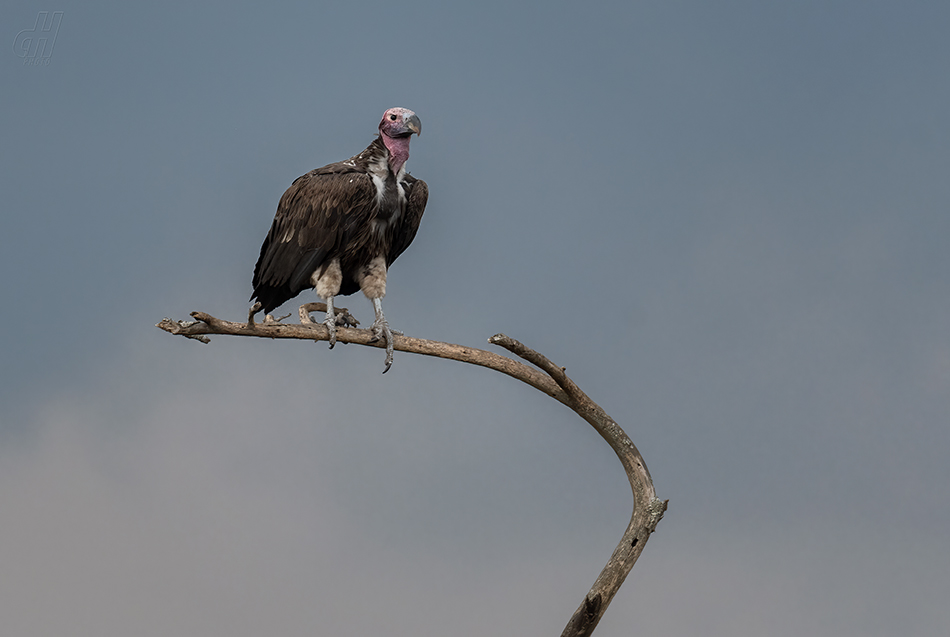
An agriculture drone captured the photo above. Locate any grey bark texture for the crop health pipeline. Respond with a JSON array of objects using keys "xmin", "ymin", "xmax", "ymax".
[{"xmin": 157, "ymin": 310, "xmax": 667, "ymax": 636}]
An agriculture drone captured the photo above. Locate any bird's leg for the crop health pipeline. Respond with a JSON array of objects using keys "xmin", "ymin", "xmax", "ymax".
[
  {"xmin": 323, "ymin": 296, "xmax": 338, "ymax": 349},
  {"xmin": 357, "ymin": 257, "xmax": 396, "ymax": 372},
  {"xmin": 311, "ymin": 258, "xmax": 345, "ymax": 349},
  {"xmin": 369, "ymin": 297, "xmax": 395, "ymax": 373}
]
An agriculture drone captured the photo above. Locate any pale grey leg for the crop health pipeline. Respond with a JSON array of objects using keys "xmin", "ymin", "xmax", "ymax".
[
  {"xmin": 370, "ymin": 297, "xmax": 395, "ymax": 373},
  {"xmin": 323, "ymin": 295, "xmax": 337, "ymax": 349}
]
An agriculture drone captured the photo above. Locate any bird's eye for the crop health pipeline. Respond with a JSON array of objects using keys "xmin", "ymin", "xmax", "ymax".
[{"xmin": 389, "ymin": 114, "xmax": 397, "ymax": 121}]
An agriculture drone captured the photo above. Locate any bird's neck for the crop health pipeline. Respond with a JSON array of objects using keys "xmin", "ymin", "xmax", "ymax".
[{"xmin": 380, "ymin": 132, "xmax": 410, "ymax": 175}]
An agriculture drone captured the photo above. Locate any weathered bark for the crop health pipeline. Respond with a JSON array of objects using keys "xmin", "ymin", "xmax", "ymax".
[{"xmin": 157, "ymin": 311, "xmax": 666, "ymax": 636}]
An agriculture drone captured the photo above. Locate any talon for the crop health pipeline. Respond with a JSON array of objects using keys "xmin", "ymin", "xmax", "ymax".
[
  {"xmin": 378, "ymin": 327, "xmax": 395, "ymax": 373},
  {"xmin": 369, "ymin": 298, "xmax": 397, "ymax": 372},
  {"xmin": 370, "ymin": 313, "xmax": 395, "ymax": 372},
  {"xmin": 337, "ymin": 309, "xmax": 359, "ymax": 328},
  {"xmin": 321, "ymin": 297, "xmax": 340, "ymax": 348},
  {"xmin": 324, "ymin": 315, "xmax": 337, "ymax": 349}
]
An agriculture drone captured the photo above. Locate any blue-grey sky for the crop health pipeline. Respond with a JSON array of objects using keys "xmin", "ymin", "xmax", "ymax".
[{"xmin": 2, "ymin": 1, "xmax": 948, "ymax": 635}]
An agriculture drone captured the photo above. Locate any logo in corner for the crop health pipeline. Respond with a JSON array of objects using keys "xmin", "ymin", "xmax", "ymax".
[{"xmin": 14, "ymin": 11, "xmax": 63, "ymax": 66}]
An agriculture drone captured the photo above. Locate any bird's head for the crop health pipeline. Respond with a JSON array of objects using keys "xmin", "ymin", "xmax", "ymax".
[
  {"xmin": 379, "ymin": 107, "xmax": 422, "ymax": 139},
  {"xmin": 378, "ymin": 107, "xmax": 421, "ymax": 174}
]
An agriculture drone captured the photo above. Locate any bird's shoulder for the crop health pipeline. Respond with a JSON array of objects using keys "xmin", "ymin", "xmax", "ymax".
[
  {"xmin": 386, "ymin": 174, "xmax": 428, "ymax": 264},
  {"xmin": 402, "ymin": 172, "xmax": 427, "ymax": 194}
]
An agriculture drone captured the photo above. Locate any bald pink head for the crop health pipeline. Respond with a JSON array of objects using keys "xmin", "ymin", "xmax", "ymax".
[{"xmin": 378, "ymin": 107, "xmax": 421, "ymax": 174}]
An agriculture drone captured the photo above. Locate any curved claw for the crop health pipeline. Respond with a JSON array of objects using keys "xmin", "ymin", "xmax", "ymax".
[
  {"xmin": 370, "ymin": 316, "xmax": 395, "ymax": 373},
  {"xmin": 336, "ymin": 308, "xmax": 360, "ymax": 329},
  {"xmin": 382, "ymin": 334, "xmax": 394, "ymax": 373},
  {"xmin": 369, "ymin": 298, "xmax": 397, "ymax": 372}
]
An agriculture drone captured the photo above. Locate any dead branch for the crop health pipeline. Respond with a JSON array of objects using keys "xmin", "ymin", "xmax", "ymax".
[{"xmin": 156, "ymin": 311, "xmax": 666, "ymax": 636}]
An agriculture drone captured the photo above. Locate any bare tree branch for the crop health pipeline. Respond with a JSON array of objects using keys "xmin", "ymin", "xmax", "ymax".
[{"xmin": 156, "ymin": 311, "xmax": 666, "ymax": 636}]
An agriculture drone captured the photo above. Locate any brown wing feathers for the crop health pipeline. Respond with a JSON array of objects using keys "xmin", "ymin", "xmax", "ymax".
[{"xmin": 251, "ymin": 167, "xmax": 375, "ymax": 313}]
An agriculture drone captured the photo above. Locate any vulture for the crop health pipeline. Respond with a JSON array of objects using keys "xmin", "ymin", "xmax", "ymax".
[{"xmin": 250, "ymin": 107, "xmax": 427, "ymax": 372}]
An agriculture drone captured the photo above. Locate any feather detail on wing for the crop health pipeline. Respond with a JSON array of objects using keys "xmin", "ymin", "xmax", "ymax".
[{"xmin": 250, "ymin": 166, "xmax": 377, "ymax": 312}]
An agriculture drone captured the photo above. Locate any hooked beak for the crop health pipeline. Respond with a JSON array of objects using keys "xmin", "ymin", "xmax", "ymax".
[{"xmin": 405, "ymin": 113, "xmax": 422, "ymax": 136}]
